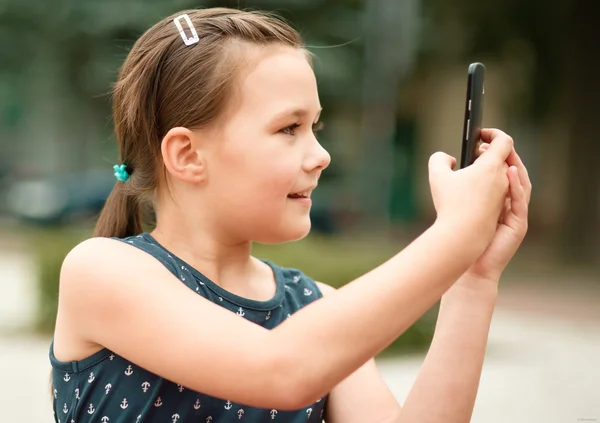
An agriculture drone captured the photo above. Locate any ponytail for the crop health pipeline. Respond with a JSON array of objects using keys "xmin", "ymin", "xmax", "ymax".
[{"xmin": 93, "ymin": 182, "xmax": 144, "ymax": 238}]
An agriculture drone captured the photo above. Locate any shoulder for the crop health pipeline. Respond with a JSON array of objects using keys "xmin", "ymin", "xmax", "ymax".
[
  {"xmin": 62, "ymin": 236, "xmax": 127, "ymax": 275},
  {"xmin": 59, "ymin": 236, "xmax": 179, "ymax": 304},
  {"xmin": 62, "ymin": 235, "xmax": 179, "ymax": 281},
  {"xmin": 63, "ymin": 236, "xmax": 156, "ymax": 276}
]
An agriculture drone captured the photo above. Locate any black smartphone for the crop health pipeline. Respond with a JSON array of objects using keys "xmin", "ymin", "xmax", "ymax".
[{"xmin": 460, "ymin": 62, "xmax": 486, "ymax": 168}]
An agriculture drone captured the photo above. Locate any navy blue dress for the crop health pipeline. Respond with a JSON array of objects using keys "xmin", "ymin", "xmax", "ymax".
[{"xmin": 50, "ymin": 233, "xmax": 327, "ymax": 423}]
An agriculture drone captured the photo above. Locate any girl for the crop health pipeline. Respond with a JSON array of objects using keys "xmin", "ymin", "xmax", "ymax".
[{"xmin": 50, "ymin": 7, "xmax": 531, "ymax": 423}]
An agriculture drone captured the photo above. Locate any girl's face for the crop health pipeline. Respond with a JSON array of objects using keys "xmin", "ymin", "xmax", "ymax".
[{"xmin": 202, "ymin": 46, "xmax": 331, "ymax": 244}]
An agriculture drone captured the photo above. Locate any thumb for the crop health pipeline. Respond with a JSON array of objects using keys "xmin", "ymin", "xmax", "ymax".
[
  {"xmin": 428, "ymin": 152, "xmax": 456, "ymax": 177},
  {"xmin": 479, "ymin": 128, "xmax": 514, "ymax": 165}
]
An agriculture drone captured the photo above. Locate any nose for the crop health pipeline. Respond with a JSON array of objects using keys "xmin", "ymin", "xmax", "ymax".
[{"xmin": 304, "ymin": 138, "xmax": 331, "ymax": 173}]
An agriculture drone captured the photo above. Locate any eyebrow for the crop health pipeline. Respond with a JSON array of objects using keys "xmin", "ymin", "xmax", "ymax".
[{"xmin": 270, "ymin": 107, "xmax": 323, "ymax": 124}]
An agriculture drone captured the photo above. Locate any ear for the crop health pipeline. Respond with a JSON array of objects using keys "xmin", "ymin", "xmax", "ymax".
[{"xmin": 161, "ymin": 127, "xmax": 207, "ymax": 183}]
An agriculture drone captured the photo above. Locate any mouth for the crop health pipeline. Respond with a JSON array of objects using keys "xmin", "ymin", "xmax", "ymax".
[{"xmin": 287, "ymin": 187, "xmax": 315, "ymax": 199}]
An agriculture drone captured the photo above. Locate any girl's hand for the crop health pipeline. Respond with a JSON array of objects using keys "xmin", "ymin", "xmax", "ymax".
[
  {"xmin": 463, "ymin": 129, "xmax": 532, "ymax": 286},
  {"xmin": 428, "ymin": 129, "xmax": 513, "ymax": 258}
]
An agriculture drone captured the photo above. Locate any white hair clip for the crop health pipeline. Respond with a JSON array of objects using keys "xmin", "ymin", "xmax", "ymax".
[{"xmin": 173, "ymin": 14, "xmax": 199, "ymax": 46}]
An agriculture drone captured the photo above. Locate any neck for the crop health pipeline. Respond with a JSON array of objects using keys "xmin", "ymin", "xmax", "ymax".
[{"xmin": 151, "ymin": 203, "xmax": 257, "ymax": 291}]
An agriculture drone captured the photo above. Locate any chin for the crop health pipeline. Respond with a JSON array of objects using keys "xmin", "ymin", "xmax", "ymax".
[{"xmin": 254, "ymin": 220, "xmax": 312, "ymax": 245}]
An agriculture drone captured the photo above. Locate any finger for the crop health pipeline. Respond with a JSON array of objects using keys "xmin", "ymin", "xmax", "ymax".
[
  {"xmin": 477, "ymin": 142, "xmax": 490, "ymax": 157},
  {"xmin": 506, "ymin": 149, "xmax": 532, "ymax": 204},
  {"xmin": 480, "ymin": 128, "xmax": 510, "ymax": 143},
  {"xmin": 428, "ymin": 151, "xmax": 457, "ymax": 176},
  {"xmin": 481, "ymin": 133, "xmax": 532, "ymax": 204},
  {"xmin": 479, "ymin": 128, "xmax": 514, "ymax": 165},
  {"xmin": 503, "ymin": 162, "xmax": 510, "ymax": 195},
  {"xmin": 498, "ymin": 197, "xmax": 510, "ymax": 224},
  {"xmin": 507, "ymin": 166, "xmax": 527, "ymax": 218}
]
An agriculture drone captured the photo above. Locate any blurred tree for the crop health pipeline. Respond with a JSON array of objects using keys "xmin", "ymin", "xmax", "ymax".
[
  {"xmin": 359, "ymin": 0, "xmax": 420, "ymax": 229},
  {"xmin": 7, "ymin": 0, "xmax": 597, "ymax": 258},
  {"xmin": 559, "ymin": 0, "xmax": 600, "ymax": 264},
  {"xmin": 420, "ymin": 0, "xmax": 600, "ymax": 264},
  {"xmin": 0, "ymin": 0, "xmax": 366, "ymax": 180}
]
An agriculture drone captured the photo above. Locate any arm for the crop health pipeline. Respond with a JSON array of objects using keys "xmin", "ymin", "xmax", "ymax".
[
  {"xmin": 61, "ymin": 223, "xmax": 481, "ymax": 410},
  {"xmin": 314, "ymin": 276, "xmax": 496, "ymax": 423},
  {"xmin": 315, "ymin": 282, "xmax": 402, "ymax": 423},
  {"xmin": 397, "ymin": 275, "xmax": 497, "ymax": 423},
  {"xmin": 397, "ymin": 137, "xmax": 531, "ymax": 423}
]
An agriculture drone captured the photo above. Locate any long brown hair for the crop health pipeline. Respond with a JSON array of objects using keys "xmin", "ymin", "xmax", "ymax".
[{"xmin": 93, "ymin": 7, "xmax": 304, "ymax": 239}]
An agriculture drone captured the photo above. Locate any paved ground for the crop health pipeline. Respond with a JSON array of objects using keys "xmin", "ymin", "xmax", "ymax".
[{"xmin": 378, "ymin": 305, "xmax": 600, "ymax": 423}]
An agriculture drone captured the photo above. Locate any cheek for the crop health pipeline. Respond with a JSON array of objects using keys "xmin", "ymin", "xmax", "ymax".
[
  {"xmin": 252, "ymin": 165, "xmax": 297, "ymax": 210},
  {"xmin": 215, "ymin": 152, "xmax": 297, "ymax": 207}
]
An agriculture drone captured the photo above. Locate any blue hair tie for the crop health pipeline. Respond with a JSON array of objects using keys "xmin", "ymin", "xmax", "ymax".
[{"xmin": 113, "ymin": 164, "xmax": 131, "ymax": 182}]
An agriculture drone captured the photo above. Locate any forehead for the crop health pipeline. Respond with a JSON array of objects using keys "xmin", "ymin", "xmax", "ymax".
[{"xmin": 234, "ymin": 46, "xmax": 320, "ymax": 119}]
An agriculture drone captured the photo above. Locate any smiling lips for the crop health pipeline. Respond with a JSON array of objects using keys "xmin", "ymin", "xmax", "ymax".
[{"xmin": 287, "ymin": 190, "xmax": 311, "ymax": 199}]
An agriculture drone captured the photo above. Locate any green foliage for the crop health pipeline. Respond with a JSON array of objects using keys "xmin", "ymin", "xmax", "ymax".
[
  {"xmin": 420, "ymin": 0, "xmax": 571, "ymax": 120},
  {"xmin": 0, "ymin": 0, "xmax": 364, "ymax": 98},
  {"xmin": 31, "ymin": 228, "xmax": 88, "ymax": 334},
  {"xmin": 33, "ymin": 229, "xmax": 436, "ymax": 355}
]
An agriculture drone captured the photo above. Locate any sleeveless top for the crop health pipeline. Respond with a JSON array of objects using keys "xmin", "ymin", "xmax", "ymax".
[{"xmin": 49, "ymin": 233, "xmax": 328, "ymax": 423}]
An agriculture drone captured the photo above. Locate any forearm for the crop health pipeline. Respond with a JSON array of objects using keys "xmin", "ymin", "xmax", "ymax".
[
  {"xmin": 398, "ymin": 275, "xmax": 498, "ymax": 423},
  {"xmin": 270, "ymin": 222, "xmax": 486, "ymax": 405}
]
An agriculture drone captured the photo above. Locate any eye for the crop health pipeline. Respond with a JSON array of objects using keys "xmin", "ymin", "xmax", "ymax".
[
  {"xmin": 312, "ymin": 121, "xmax": 324, "ymax": 133},
  {"xmin": 281, "ymin": 123, "xmax": 300, "ymax": 136}
]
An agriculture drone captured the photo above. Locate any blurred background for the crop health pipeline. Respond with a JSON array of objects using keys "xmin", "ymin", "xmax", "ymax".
[{"xmin": 0, "ymin": 0, "xmax": 599, "ymax": 421}]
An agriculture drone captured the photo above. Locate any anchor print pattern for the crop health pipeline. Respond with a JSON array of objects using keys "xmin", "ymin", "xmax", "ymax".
[
  {"xmin": 51, "ymin": 330, "xmax": 326, "ymax": 422},
  {"xmin": 55, "ymin": 364, "xmax": 325, "ymax": 422},
  {"xmin": 50, "ymin": 234, "xmax": 328, "ymax": 423}
]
